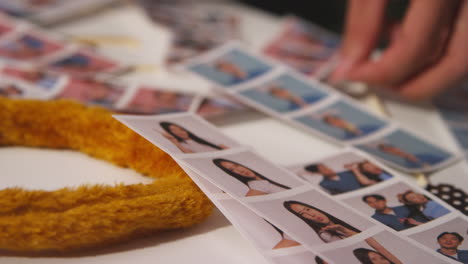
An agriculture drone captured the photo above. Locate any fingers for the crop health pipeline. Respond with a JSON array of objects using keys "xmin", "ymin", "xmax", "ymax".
[
  {"xmin": 329, "ymin": 0, "xmax": 389, "ymax": 81},
  {"xmin": 346, "ymin": 0, "xmax": 461, "ymax": 87},
  {"xmin": 397, "ymin": 1, "xmax": 468, "ymax": 101}
]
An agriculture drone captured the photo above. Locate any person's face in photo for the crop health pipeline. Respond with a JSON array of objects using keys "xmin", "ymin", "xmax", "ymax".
[
  {"xmin": 364, "ymin": 197, "xmax": 387, "ymax": 211},
  {"xmin": 438, "ymin": 233, "xmax": 462, "ymax": 250},
  {"xmin": 214, "ymin": 59, "xmax": 246, "ymax": 79},
  {"xmin": 269, "ymin": 85, "xmax": 293, "ymax": 100},
  {"xmin": 289, "ymin": 203, "xmax": 330, "ymax": 225},
  {"xmin": 219, "ymin": 160, "xmax": 257, "ymax": 179},
  {"xmin": 378, "ymin": 144, "xmax": 416, "ymax": 161},
  {"xmin": 360, "ymin": 161, "xmax": 383, "ymax": 175},
  {"xmin": 322, "ymin": 114, "xmax": 350, "ymax": 130},
  {"xmin": 167, "ymin": 124, "xmax": 190, "ymax": 140},
  {"xmin": 317, "ymin": 164, "xmax": 335, "ymax": 177},
  {"xmin": 403, "ymin": 191, "xmax": 428, "ymax": 205}
]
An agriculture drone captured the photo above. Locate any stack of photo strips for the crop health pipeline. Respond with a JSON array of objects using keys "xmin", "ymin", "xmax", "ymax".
[
  {"xmin": 115, "ymin": 112, "xmax": 468, "ymax": 264},
  {"xmin": 179, "ymin": 42, "xmax": 459, "ymax": 174},
  {"xmin": 0, "ymin": 13, "xmax": 247, "ymax": 118}
]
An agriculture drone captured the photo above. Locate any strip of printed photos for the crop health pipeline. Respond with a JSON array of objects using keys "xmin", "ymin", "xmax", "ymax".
[
  {"xmin": 115, "ymin": 111, "xmax": 468, "ymax": 264},
  {"xmin": 179, "ymin": 41, "xmax": 461, "ymax": 174},
  {"xmin": 0, "ymin": 13, "xmax": 247, "ymax": 118}
]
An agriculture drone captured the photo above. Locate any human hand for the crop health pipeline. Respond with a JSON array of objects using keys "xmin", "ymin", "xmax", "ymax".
[
  {"xmin": 321, "ymin": 224, "xmax": 358, "ymax": 237},
  {"xmin": 330, "ymin": 0, "xmax": 468, "ymax": 101}
]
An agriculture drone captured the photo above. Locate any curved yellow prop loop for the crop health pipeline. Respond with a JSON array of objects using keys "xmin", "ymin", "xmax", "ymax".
[{"xmin": 0, "ymin": 98, "xmax": 213, "ymax": 253}]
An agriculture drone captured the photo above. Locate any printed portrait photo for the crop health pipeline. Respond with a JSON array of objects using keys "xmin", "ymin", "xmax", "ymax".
[
  {"xmin": 121, "ymin": 86, "xmax": 194, "ymax": 115},
  {"xmin": 294, "ymin": 100, "xmax": 387, "ymax": 142},
  {"xmin": 219, "ymin": 199, "xmax": 301, "ymax": 251},
  {"xmin": 0, "ymin": 31, "xmax": 63, "ymax": 61},
  {"xmin": 180, "ymin": 148, "xmax": 304, "ymax": 198},
  {"xmin": 321, "ymin": 230, "xmax": 444, "ymax": 264},
  {"xmin": 195, "ymin": 96, "xmax": 247, "ymax": 118},
  {"xmin": 263, "ymin": 17, "xmax": 340, "ymax": 77},
  {"xmin": 248, "ymin": 188, "xmax": 374, "ymax": 247},
  {"xmin": 355, "ymin": 129, "xmax": 454, "ymax": 172},
  {"xmin": 55, "ymin": 78, "xmax": 124, "ymax": 108},
  {"xmin": 187, "ymin": 47, "xmax": 273, "ymax": 87},
  {"xmin": 49, "ymin": 50, "xmax": 119, "ymax": 75},
  {"xmin": 2, "ymin": 65, "xmax": 62, "ymax": 90},
  {"xmin": 408, "ymin": 216, "xmax": 468, "ymax": 264},
  {"xmin": 342, "ymin": 181, "xmax": 452, "ymax": 232},
  {"xmin": 114, "ymin": 113, "xmax": 241, "ymax": 156},
  {"xmin": 239, "ymin": 72, "xmax": 328, "ymax": 113},
  {"xmin": 288, "ymin": 151, "xmax": 393, "ymax": 195},
  {"xmin": 271, "ymin": 251, "xmax": 327, "ymax": 264}
]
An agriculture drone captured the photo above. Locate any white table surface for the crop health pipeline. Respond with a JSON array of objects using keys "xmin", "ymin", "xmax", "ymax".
[{"xmin": 0, "ymin": 1, "xmax": 466, "ymax": 263}]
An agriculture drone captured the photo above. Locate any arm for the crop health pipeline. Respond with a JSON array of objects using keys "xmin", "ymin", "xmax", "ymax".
[
  {"xmin": 365, "ymin": 237, "xmax": 403, "ymax": 264},
  {"xmin": 218, "ymin": 144, "xmax": 229, "ymax": 149},
  {"xmin": 345, "ymin": 163, "xmax": 378, "ymax": 186},
  {"xmin": 245, "ymin": 189, "xmax": 268, "ymax": 197},
  {"xmin": 272, "ymin": 238, "xmax": 301, "ymax": 249}
]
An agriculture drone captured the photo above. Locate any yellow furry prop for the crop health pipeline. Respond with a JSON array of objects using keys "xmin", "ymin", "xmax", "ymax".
[{"xmin": 0, "ymin": 97, "xmax": 213, "ymax": 253}]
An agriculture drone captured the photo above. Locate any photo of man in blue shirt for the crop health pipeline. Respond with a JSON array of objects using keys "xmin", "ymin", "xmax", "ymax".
[{"xmin": 436, "ymin": 232, "xmax": 468, "ymax": 263}]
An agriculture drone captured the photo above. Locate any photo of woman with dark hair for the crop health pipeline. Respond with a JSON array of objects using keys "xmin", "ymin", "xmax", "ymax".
[
  {"xmin": 283, "ymin": 200, "xmax": 360, "ymax": 243},
  {"xmin": 212, "ymin": 158, "xmax": 291, "ymax": 196},
  {"xmin": 353, "ymin": 237, "xmax": 403, "ymax": 264},
  {"xmin": 159, "ymin": 121, "xmax": 229, "ymax": 153}
]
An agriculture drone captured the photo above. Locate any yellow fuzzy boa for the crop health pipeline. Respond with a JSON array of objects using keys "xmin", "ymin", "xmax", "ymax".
[{"xmin": 0, "ymin": 97, "xmax": 213, "ymax": 253}]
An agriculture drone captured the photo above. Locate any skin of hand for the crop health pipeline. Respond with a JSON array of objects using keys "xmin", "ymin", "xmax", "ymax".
[
  {"xmin": 245, "ymin": 189, "xmax": 268, "ymax": 196},
  {"xmin": 321, "ymin": 224, "xmax": 358, "ymax": 237},
  {"xmin": 330, "ymin": 0, "xmax": 468, "ymax": 102}
]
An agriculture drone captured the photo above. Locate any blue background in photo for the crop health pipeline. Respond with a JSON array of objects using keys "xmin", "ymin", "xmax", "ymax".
[
  {"xmin": 356, "ymin": 130, "xmax": 452, "ymax": 170},
  {"xmin": 240, "ymin": 73, "xmax": 327, "ymax": 112},
  {"xmin": 188, "ymin": 49, "xmax": 272, "ymax": 86},
  {"xmin": 294, "ymin": 100, "xmax": 386, "ymax": 141},
  {"xmin": 450, "ymin": 127, "xmax": 468, "ymax": 150}
]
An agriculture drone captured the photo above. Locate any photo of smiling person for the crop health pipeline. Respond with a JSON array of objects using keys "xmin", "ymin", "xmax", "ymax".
[
  {"xmin": 240, "ymin": 73, "xmax": 327, "ymax": 113},
  {"xmin": 294, "ymin": 100, "xmax": 386, "ymax": 141},
  {"xmin": 284, "ymin": 200, "xmax": 361, "ymax": 243},
  {"xmin": 356, "ymin": 130, "xmax": 453, "ymax": 172},
  {"xmin": 213, "ymin": 158, "xmax": 291, "ymax": 196},
  {"xmin": 187, "ymin": 48, "xmax": 272, "ymax": 87},
  {"xmin": 436, "ymin": 232, "xmax": 468, "ymax": 263},
  {"xmin": 159, "ymin": 121, "xmax": 228, "ymax": 153}
]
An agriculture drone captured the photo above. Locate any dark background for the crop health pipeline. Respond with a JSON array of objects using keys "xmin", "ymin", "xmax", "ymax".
[{"xmin": 238, "ymin": 0, "xmax": 409, "ymax": 35}]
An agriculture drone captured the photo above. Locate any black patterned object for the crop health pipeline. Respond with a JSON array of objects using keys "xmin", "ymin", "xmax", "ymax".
[{"xmin": 426, "ymin": 183, "xmax": 468, "ymax": 215}]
